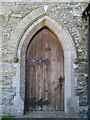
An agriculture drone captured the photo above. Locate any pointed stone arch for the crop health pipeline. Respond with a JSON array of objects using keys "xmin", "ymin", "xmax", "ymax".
[{"xmin": 11, "ymin": 8, "xmax": 79, "ymax": 116}]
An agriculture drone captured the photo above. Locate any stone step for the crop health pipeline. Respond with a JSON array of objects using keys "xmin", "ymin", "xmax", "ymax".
[
  {"xmin": 15, "ymin": 111, "xmax": 80, "ymax": 119},
  {"xmin": 14, "ymin": 118, "xmax": 87, "ymax": 120}
]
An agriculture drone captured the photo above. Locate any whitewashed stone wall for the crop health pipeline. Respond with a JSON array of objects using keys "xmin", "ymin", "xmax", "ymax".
[{"xmin": 0, "ymin": 1, "xmax": 88, "ymax": 116}]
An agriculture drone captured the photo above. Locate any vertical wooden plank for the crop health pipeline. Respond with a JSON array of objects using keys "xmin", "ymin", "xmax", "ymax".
[
  {"xmin": 45, "ymin": 29, "xmax": 51, "ymax": 111},
  {"xmin": 41, "ymin": 31, "xmax": 45, "ymax": 111},
  {"xmin": 35, "ymin": 33, "xmax": 42, "ymax": 110}
]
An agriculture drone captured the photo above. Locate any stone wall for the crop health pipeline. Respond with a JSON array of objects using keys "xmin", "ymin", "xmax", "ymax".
[{"xmin": 1, "ymin": 1, "xmax": 88, "ymax": 116}]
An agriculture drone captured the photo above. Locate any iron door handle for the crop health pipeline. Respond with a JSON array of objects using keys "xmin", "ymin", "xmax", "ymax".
[{"xmin": 58, "ymin": 76, "xmax": 64, "ymax": 82}]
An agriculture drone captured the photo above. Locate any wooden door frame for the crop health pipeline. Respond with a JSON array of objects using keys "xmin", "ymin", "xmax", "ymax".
[{"xmin": 11, "ymin": 15, "xmax": 79, "ymax": 116}]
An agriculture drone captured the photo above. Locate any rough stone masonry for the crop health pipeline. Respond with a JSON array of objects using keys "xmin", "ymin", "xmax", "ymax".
[{"xmin": 0, "ymin": 1, "xmax": 89, "ymax": 116}]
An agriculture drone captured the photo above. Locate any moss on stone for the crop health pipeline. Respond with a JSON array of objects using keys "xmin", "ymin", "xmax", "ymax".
[
  {"xmin": 7, "ymin": 11, "xmax": 14, "ymax": 22},
  {"xmin": 0, "ymin": 15, "xmax": 5, "ymax": 25}
]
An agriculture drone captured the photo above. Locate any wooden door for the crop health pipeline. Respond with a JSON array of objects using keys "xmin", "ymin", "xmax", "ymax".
[{"xmin": 25, "ymin": 27, "xmax": 64, "ymax": 111}]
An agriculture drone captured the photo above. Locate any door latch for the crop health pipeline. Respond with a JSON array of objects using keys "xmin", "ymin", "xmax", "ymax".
[{"xmin": 58, "ymin": 76, "xmax": 64, "ymax": 82}]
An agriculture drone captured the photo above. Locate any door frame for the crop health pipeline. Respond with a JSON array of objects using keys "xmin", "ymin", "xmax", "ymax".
[{"xmin": 11, "ymin": 15, "xmax": 79, "ymax": 116}]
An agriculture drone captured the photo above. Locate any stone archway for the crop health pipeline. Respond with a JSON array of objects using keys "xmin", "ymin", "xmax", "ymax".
[{"xmin": 11, "ymin": 14, "xmax": 79, "ymax": 116}]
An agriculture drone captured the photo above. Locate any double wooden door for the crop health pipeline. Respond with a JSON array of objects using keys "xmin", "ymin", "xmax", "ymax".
[{"xmin": 25, "ymin": 27, "xmax": 64, "ymax": 111}]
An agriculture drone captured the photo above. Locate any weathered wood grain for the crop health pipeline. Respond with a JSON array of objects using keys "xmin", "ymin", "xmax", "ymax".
[{"xmin": 25, "ymin": 27, "xmax": 64, "ymax": 111}]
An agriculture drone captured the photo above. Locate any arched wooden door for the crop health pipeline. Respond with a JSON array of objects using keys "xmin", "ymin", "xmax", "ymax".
[{"xmin": 25, "ymin": 27, "xmax": 64, "ymax": 111}]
